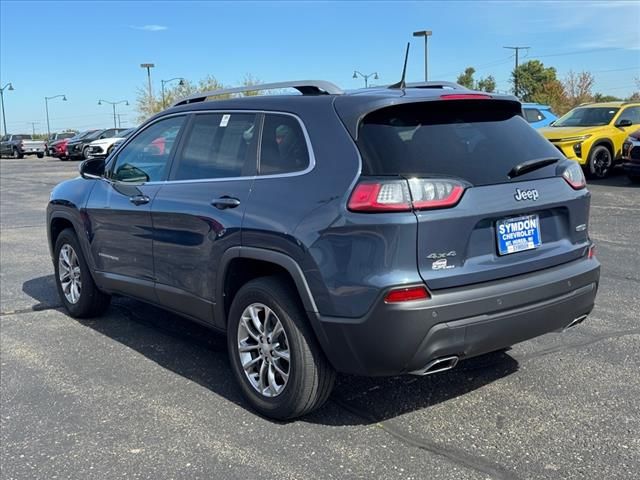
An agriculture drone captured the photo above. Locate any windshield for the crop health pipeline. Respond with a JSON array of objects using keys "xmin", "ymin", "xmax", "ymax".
[
  {"xmin": 553, "ymin": 107, "xmax": 619, "ymax": 127},
  {"xmin": 357, "ymin": 100, "xmax": 561, "ymax": 186}
]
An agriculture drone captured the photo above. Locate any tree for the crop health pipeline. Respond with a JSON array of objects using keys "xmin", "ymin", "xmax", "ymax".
[
  {"xmin": 456, "ymin": 67, "xmax": 476, "ymax": 89},
  {"xmin": 136, "ymin": 75, "xmax": 230, "ymax": 122},
  {"xmin": 512, "ymin": 60, "xmax": 557, "ymax": 101},
  {"xmin": 627, "ymin": 91, "xmax": 640, "ymax": 102},
  {"xmin": 593, "ymin": 93, "xmax": 622, "ymax": 103},
  {"xmin": 563, "ymin": 71, "xmax": 595, "ymax": 108},
  {"xmin": 476, "ymin": 75, "xmax": 496, "ymax": 93},
  {"xmin": 534, "ymin": 79, "xmax": 569, "ymax": 115},
  {"xmin": 456, "ymin": 67, "xmax": 495, "ymax": 92}
]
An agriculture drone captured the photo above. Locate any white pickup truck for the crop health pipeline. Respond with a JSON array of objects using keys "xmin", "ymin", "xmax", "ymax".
[{"xmin": 0, "ymin": 134, "xmax": 46, "ymax": 159}]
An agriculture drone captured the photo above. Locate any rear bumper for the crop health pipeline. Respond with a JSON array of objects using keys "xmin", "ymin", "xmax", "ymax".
[{"xmin": 315, "ymin": 256, "xmax": 600, "ymax": 376}]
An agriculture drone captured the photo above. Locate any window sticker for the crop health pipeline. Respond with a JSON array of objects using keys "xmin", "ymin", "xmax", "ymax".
[{"xmin": 220, "ymin": 114, "xmax": 231, "ymax": 127}]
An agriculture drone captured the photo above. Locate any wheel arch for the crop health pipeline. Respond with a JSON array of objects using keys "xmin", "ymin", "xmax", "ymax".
[
  {"xmin": 589, "ymin": 138, "xmax": 615, "ymax": 160},
  {"xmin": 216, "ymin": 247, "xmax": 319, "ymax": 329}
]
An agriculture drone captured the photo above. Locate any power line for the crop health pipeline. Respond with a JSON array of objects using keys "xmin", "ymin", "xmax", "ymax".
[
  {"xmin": 532, "ymin": 47, "xmax": 625, "ymax": 59},
  {"xmin": 503, "ymin": 46, "xmax": 530, "ymax": 97}
]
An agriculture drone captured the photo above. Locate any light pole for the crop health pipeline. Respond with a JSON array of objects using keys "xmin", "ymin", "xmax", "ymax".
[
  {"xmin": 352, "ymin": 71, "xmax": 379, "ymax": 88},
  {"xmin": 161, "ymin": 77, "xmax": 185, "ymax": 108},
  {"xmin": 140, "ymin": 63, "xmax": 155, "ymax": 107},
  {"xmin": 44, "ymin": 94, "xmax": 67, "ymax": 141},
  {"xmin": 413, "ymin": 30, "xmax": 432, "ymax": 81},
  {"xmin": 98, "ymin": 100, "xmax": 129, "ymax": 128},
  {"xmin": 1, "ymin": 83, "xmax": 14, "ymax": 137}
]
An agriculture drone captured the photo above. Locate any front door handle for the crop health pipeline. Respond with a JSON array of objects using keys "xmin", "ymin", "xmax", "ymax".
[
  {"xmin": 211, "ymin": 196, "xmax": 241, "ymax": 209},
  {"xmin": 129, "ymin": 194, "xmax": 150, "ymax": 206}
]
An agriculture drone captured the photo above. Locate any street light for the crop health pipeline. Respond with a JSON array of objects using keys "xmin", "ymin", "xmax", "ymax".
[
  {"xmin": 98, "ymin": 100, "xmax": 129, "ymax": 128},
  {"xmin": 352, "ymin": 70, "xmax": 379, "ymax": 88},
  {"xmin": 140, "ymin": 63, "xmax": 155, "ymax": 106},
  {"xmin": 1, "ymin": 83, "xmax": 15, "ymax": 137},
  {"xmin": 44, "ymin": 94, "xmax": 67, "ymax": 141},
  {"xmin": 161, "ymin": 77, "xmax": 185, "ymax": 108},
  {"xmin": 413, "ymin": 30, "xmax": 432, "ymax": 81}
]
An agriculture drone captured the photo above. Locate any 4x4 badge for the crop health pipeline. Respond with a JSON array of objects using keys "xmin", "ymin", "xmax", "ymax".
[{"xmin": 427, "ymin": 251, "xmax": 456, "ymax": 259}]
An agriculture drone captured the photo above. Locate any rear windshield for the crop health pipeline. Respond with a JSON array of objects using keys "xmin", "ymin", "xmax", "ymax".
[
  {"xmin": 357, "ymin": 100, "xmax": 562, "ymax": 185},
  {"xmin": 13, "ymin": 134, "xmax": 32, "ymax": 140}
]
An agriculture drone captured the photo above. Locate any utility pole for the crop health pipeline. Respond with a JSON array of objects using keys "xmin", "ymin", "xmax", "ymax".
[
  {"xmin": 29, "ymin": 122, "xmax": 38, "ymax": 136},
  {"xmin": 503, "ymin": 46, "xmax": 529, "ymax": 98},
  {"xmin": 98, "ymin": 100, "xmax": 129, "ymax": 128}
]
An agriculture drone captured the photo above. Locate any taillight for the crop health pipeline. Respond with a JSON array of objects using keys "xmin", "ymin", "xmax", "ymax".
[
  {"xmin": 348, "ymin": 180, "xmax": 411, "ymax": 212},
  {"xmin": 587, "ymin": 244, "xmax": 595, "ymax": 259},
  {"xmin": 562, "ymin": 162, "xmax": 586, "ymax": 190},
  {"xmin": 384, "ymin": 285, "xmax": 430, "ymax": 303},
  {"xmin": 407, "ymin": 178, "xmax": 465, "ymax": 209},
  {"xmin": 348, "ymin": 178, "xmax": 466, "ymax": 212}
]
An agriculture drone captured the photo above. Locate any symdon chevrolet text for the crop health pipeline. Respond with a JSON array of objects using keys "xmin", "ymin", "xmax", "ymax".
[{"xmin": 47, "ymin": 80, "xmax": 600, "ymax": 419}]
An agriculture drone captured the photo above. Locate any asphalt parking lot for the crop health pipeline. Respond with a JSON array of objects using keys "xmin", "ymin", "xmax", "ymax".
[{"xmin": 1, "ymin": 156, "xmax": 638, "ymax": 480}]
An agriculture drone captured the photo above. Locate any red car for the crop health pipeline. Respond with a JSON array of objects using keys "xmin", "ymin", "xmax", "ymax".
[{"xmin": 50, "ymin": 138, "xmax": 71, "ymax": 160}]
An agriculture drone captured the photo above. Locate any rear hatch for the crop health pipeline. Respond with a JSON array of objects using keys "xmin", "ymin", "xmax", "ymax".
[{"xmin": 352, "ymin": 97, "xmax": 591, "ymax": 290}]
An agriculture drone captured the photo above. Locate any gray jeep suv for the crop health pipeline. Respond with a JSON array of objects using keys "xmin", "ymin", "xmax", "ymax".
[{"xmin": 47, "ymin": 80, "xmax": 600, "ymax": 419}]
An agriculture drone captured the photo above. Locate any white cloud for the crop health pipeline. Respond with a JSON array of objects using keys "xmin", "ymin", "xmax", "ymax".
[{"xmin": 129, "ymin": 24, "xmax": 168, "ymax": 32}]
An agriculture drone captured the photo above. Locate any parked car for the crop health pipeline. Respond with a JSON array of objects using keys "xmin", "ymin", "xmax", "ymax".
[
  {"xmin": 46, "ymin": 132, "xmax": 76, "ymax": 156},
  {"xmin": 522, "ymin": 103, "xmax": 557, "ymax": 128},
  {"xmin": 66, "ymin": 128, "xmax": 129, "ymax": 160},
  {"xmin": 621, "ymin": 129, "xmax": 640, "ymax": 183},
  {"xmin": 87, "ymin": 128, "xmax": 135, "ymax": 158},
  {"xmin": 47, "ymin": 80, "xmax": 600, "ymax": 420},
  {"xmin": 539, "ymin": 101, "xmax": 640, "ymax": 178},
  {"xmin": 0, "ymin": 134, "xmax": 46, "ymax": 158},
  {"xmin": 50, "ymin": 138, "xmax": 72, "ymax": 160}
]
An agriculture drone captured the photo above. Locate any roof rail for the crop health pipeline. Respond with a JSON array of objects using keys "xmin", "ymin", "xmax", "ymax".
[
  {"xmin": 403, "ymin": 81, "xmax": 468, "ymax": 90},
  {"xmin": 172, "ymin": 80, "xmax": 343, "ymax": 107}
]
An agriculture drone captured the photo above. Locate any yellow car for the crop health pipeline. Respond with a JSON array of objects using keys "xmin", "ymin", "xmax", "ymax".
[{"xmin": 539, "ymin": 102, "xmax": 640, "ymax": 178}]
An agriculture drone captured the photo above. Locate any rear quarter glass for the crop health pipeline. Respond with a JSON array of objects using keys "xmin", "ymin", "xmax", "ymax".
[{"xmin": 356, "ymin": 100, "xmax": 562, "ymax": 186}]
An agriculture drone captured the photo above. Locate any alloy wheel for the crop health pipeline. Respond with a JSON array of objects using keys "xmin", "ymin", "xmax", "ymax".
[
  {"xmin": 593, "ymin": 149, "xmax": 611, "ymax": 177},
  {"xmin": 237, "ymin": 303, "xmax": 291, "ymax": 397},
  {"xmin": 58, "ymin": 244, "xmax": 82, "ymax": 304}
]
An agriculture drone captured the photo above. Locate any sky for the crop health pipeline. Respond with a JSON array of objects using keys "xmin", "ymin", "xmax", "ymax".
[{"xmin": 1, "ymin": 0, "xmax": 639, "ymax": 134}]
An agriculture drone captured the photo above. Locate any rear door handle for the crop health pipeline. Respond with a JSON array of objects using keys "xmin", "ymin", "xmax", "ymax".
[
  {"xmin": 211, "ymin": 196, "xmax": 241, "ymax": 209},
  {"xmin": 129, "ymin": 194, "xmax": 150, "ymax": 206}
]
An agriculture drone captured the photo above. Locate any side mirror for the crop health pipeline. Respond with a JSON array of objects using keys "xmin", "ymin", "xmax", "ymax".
[
  {"xmin": 79, "ymin": 157, "xmax": 105, "ymax": 179},
  {"xmin": 616, "ymin": 119, "xmax": 633, "ymax": 127},
  {"xmin": 549, "ymin": 120, "xmax": 556, "ymax": 126}
]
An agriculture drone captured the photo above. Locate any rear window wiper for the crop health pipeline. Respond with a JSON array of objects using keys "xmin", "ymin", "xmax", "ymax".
[{"xmin": 508, "ymin": 157, "xmax": 559, "ymax": 179}]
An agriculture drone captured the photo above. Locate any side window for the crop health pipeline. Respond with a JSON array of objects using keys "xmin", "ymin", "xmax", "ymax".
[
  {"xmin": 619, "ymin": 106, "xmax": 640, "ymax": 125},
  {"xmin": 173, "ymin": 113, "xmax": 258, "ymax": 180},
  {"xmin": 110, "ymin": 116, "xmax": 185, "ymax": 183},
  {"xmin": 523, "ymin": 108, "xmax": 544, "ymax": 123},
  {"xmin": 259, "ymin": 114, "xmax": 310, "ymax": 175},
  {"xmin": 100, "ymin": 129, "xmax": 116, "ymax": 139}
]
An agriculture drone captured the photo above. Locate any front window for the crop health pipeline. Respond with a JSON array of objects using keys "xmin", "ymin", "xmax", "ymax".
[
  {"xmin": 110, "ymin": 116, "xmax": 185, "ymax": 183},
  {"xmin": 553, "ymin": 107, "xmax": 620, "ymax": 127}
]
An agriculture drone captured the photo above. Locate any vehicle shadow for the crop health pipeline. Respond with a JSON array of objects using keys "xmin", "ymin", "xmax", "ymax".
[
  {"xmin": 22, "ymin": 274, "xmax": 519, "ymax": 426},
  {"xmin": 587, "ymin": 167, "xmax": 638, "ymax": 188}
]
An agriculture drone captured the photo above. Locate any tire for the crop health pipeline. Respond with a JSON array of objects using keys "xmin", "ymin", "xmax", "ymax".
[
  {"xmin": 37, "ymin": 152, "xmax": 44, "ymax": 159},
  {"xmin": 587, "ymin": 145, "xmax": 613, "ymax": 179},
  {"xmin": 227, "ymin": 276, "xmax": 335, "ymax": 420},
  {"xmin": 12, "ymin": 148, "xmax": 23, "ymax": 159},
  {"xmin": 82, "ymin": 146, "xmax": 91, "ymax": 160},
  {"xmin": 53, "ymin": 228, "xmax": 111, "ymax": 318}
]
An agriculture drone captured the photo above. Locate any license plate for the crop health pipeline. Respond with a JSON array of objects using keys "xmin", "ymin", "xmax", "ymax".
[{"xmin": 496, "ymin": 214, "xmax": 541, "ymax": 255}]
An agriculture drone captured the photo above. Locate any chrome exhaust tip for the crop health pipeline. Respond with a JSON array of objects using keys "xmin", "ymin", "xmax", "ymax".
[
  {"xmin": 564, "ymin": 314, "xmax": 588, "ymax": 331},
  {"xmin": 410, "ymin": 355, "xmax": 459, "ymax": 376}
]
